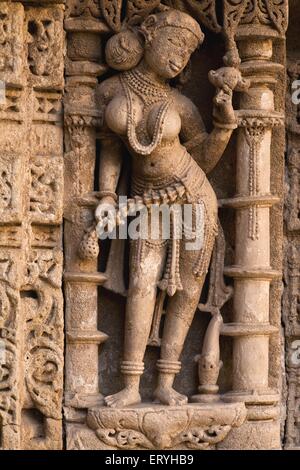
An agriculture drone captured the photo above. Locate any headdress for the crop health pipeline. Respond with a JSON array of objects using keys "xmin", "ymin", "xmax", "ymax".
[
  {"xmin": 105, "ymin": 9, "xmax": 204, "ymax": 72},
  {"xmin": 140, "ymin": 9, "xmax": 204, "ymax": 45}
]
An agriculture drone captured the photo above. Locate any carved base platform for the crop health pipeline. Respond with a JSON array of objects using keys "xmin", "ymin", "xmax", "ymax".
[{"xmin": 66, "ymin": 402, "xmax": 247, "ymax": 450}]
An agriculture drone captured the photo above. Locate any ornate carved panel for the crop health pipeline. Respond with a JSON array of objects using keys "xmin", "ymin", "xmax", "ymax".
[
  {"xmin": 0, "ymin": 0, "xmax": 291, "ymax": 451},
  {"xmin": 284, "ymin": 44, "xmax": 300, "ymax": 449},
  {"xmin": 26, "ymin": 6, "xmax": 64, "ymax": 88},
  {"xmin": 0, "ymin": 1, "xmax": 64, "ymax": 450}
]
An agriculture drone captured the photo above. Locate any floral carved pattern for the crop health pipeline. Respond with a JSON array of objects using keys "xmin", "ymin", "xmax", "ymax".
[
  {"xmin": 98, "ymin": 1, "xmax": 288, "ymax": 35},
  {"xmin": 223, "ymin": 0, "xmax": 288, "ymax": 35},
  {"xmin": 28, "ymin": 19, "xmax": 55, "ymax": 76},
  {"xmin": 87, "ymin": 404, "xmax": 246, "ymax": 450},
  {"xmin": 0, "ymin": 256, "xmax": 20, "ymax": 443},
  {"xmin": 67, "ymin": 0, "xmax": 102, "ymax": 19},
  {"xmin": 23, "ymin": 250, "xmax": 63, "ymax": 421}
]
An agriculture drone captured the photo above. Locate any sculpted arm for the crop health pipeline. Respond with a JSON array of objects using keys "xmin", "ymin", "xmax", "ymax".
[
  {"xmin": 95, "ymin": 78, "xmax": 124, "ymax": 220},
  {"xmin": 177, "ymin": 92, "xmax": 235, "ymax": 174},
  {"xmin": 98, "ymin": 136, "xmax": 123, "ymax": 195}
]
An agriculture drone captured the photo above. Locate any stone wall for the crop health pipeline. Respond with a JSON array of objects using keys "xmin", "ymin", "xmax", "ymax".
[
  {"xmin": 283, "ymin": 0, "xmax": 300, "ymax": 449},
  {"xmin": 0, "ymin": 0, "xmax": 64, "ymax": 450}
]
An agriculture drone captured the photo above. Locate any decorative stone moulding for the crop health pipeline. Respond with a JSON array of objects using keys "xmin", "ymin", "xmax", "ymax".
[
  {"xmin": 0, "ymin": 0, "xmax": 291, "ymax": 451},
  {"xmin": 86, "ymin": 403, "xmax": 247, "ymax": 450}
]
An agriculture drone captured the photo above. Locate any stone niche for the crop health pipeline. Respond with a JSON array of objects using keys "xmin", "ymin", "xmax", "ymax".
[
  {"xmin": 63, "ymin": 0, "xmax": 287, "ymax": 451},
  {"xmin": 0, "ymin": 0, "xmax": 293, "ymax": 451}
]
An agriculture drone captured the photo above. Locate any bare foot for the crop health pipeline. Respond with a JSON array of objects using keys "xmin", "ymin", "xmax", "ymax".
[
  {"xmin": 104, "ymin": 387, "xmax": 141, "ymax": 408},
  {"xmin": 154, "ymin": 385, "xmax": 188, "ymax": 406}
]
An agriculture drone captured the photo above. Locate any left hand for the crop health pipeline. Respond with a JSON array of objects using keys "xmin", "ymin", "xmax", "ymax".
[{"xmin": 212, "ymin": 87, "xmax": 236, "ymax": 126}]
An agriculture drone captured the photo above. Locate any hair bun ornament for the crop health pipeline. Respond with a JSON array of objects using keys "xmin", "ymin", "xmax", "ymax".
[{"xmin": 105, "ymin": 29, "xmax": 144, "ymax": 71}]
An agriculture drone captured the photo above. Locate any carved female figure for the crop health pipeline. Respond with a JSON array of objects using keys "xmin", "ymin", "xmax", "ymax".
[{"xmin": 95, "ymin": 9, "xmax": 237, "ymax": 407}]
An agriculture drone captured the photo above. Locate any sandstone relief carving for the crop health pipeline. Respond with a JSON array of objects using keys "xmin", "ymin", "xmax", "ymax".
[
  {"xmin": 87, "ymin": 402, "xmax": 246, "ymax": 450},
  {"xmin": 284, "ymin": 33, "xmax": 300, "ymax": 449},
  {"xmin": 63, "ymin": 0, "xmax": 287, "ymax": 451},
  {"xmin": 0, "ymin": 0, "xmax": 291, "ymax": 451},
  {"xmin": 0, "ymin": 1, "xmax": 64, "ymax": 450},
  {"xmin": 0, "ymin": 3, "xmax": 23, "ymax": 84},
  {"xmin": 26, "ymin": 6, "xmax": 64, "ymax": 88},
  {"xmin": 85, "ymin": 8, "xmax": 240, "ymax": 410}
]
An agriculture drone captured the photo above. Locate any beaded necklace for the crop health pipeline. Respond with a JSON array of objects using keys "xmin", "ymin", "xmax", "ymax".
[{"xmin": 120, "ymin": 69, "xmax": 172, "ymax": 156}]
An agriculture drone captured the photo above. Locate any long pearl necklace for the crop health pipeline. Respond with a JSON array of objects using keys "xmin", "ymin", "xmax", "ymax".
[{"xmin": 120, "ymin": 69, "xmax": 172, "ymax": 156}]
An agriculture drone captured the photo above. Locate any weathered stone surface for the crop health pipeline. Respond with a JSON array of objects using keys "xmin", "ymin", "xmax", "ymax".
[
  {"xmin": 85, "ymin": 403, "xmax": 246, "ymax": 450},
  {"xmin": 0, "ymin": 0, "xmax": 64, "ymax": 450},
  {"xmin": 283, "ymin": 3, "xmax": 300, "ymax": 448},
  {"xmin": 0, "ymin": 0, "xmax": 295, "ymax": 451},
  {"xmin": 63, "ymin": 0, "xmax": 287, "ymax": 451}
]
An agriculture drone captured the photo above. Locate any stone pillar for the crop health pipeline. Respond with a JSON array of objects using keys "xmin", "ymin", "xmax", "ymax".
[
  {"xmin": 222, "ymin": 35, "xmax": 284, "ymax": 403},
  {"xmin": 63, "ymin": 1, "xmax": 109, "ymax": 422}
]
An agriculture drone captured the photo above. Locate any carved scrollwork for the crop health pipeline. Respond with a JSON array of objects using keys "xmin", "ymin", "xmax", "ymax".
[
  {"xmin": 127, "ymin": 0, "xmax": 162, "ymax": 24},
  {"xmin": 23, "ymin": 250, "xmax": 63, "ymax": 422},
  {"xmin": 283, "ymin": 244, "xmax": 300, "ymax": 337},
  {"xmin": 27, "ymin": 19, "xmax": 55, "ymax": 76},
  {"xmin": 87, "ymin": 404, "xmax": 246, "ymax": 450},
  {"xmin": 0, "ymin": 256, "xmax": 20, "ymax": 437},
  {"xmin": 176, "ymin": 425, "xmax": 232, "ymax": 449},
  {"xmin": 26, "ymin": 6, "xmax": 64, "ymax": 87},
  {"xmin": 66, "ymin": 0, "xmax": 102, "ymax": 19},
  {"xmin": 223, "ymin": 0, "xmax": 288, "ymax": 35},
  {"xmin": 285, "ymin": 148, "xmax": 300, "ymax": 232},
  {"xmin": 95, "ymin": 428, "xmax": 154, "ymax": 449},
  {"xmin": 165, "ymin": 0, "xmax": 221, "ymax": 33},
  {"xmin": 30, "ymin": 158, "xmax": 63, "ymax": 223},
  {"xmin": 265, "ymin": 0, "xmax": 288, "ymax": 34},
  {"xmin": 167, "ymin": 1, "xmax": 288, "ymax": 36},
  {"xmin": 100, "ymin": 0, "xmax": 123, "ymax": 32},
  {"xmin": 0, "ymin": 326, "xmax": 18, "ymax": 430},
  {"xmin": 25, "ymin": 339, "xmax": 63, "ymax": 419},
  {"xmin": 0, "ymin": 7, "xmax": 14, "ymax": 72},
  {"xmin": 92, "ymin": 421, "xmax": 233, "ymax": 450},
  {"xmin": 100, "ymin": 0, "xmax": 162, "ymax": 31}
]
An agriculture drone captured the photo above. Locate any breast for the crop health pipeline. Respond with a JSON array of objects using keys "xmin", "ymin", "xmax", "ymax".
[
  {"xmin": 105, "ymin": 95, "xmax": 181, "ymax": 143},
  {"xmin": 147, "ymin": 103, "xmax": 181, "ymax": 142},
  {"xmin": 105, "ymin": 95, "xmax": 142, "ymax": 136},
  {"xmin": 105, "ymin": 96, "xmax": 128, "ymax": 136}
]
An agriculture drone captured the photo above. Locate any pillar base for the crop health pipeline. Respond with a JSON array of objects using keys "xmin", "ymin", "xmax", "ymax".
[
  {"xmin": 65, "ymin": 392, "xmax": 104, "ymax": 409},
  {"xmin": 190, "ymin": 393, "xmax": 221, "ymax": 403},
  {"xmin": 66, "ymin": 402, "xmax": 247, "ymax": 450},
  {"xmin": 222, "ymin": 389, "xmax": 279, "ymax": 405}
]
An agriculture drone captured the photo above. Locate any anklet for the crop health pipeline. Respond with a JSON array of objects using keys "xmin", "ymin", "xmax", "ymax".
[{"xmin": 156, "ymin": 359, "xmax": 181, "ymax": 374}]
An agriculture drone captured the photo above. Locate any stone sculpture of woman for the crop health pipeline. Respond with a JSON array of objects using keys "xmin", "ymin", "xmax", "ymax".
[{"xmin": 94, "ymin": 8, "xmax": 239, "ymax": 408}]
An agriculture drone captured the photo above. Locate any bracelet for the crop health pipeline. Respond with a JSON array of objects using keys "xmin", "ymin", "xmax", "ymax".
[
  {"xmin": 213, "ymin": 120, "xmax": 238, "ymax": 130},
  {"xmin": 98, "ymin": 190, "xmax": 118, "ymax": 202}
]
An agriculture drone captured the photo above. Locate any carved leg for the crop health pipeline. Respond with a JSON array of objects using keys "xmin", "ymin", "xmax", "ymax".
[
  {"xmin": 105, "ymin": 240, "xmax": 167, "ymax": 408},
  {"xmin": 154, "ymin": 249, "xmax": 206, "ymax": 406}
]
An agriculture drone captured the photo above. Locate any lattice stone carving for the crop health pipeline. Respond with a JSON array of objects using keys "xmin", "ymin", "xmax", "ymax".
[
  {"xmin": 26, "ymin": 6, "xmax": 64, "ymax": 88},
  {"xmin": 0, "ymin": 2, "xmax": 24, "ymax": 85},
  {"xmin": 223, "ymin": 0, "xmax": 288, "ymax": 36},
  {"xmin": 29, "ymin": 157, "xmax": 63, "ymax": 224}
]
